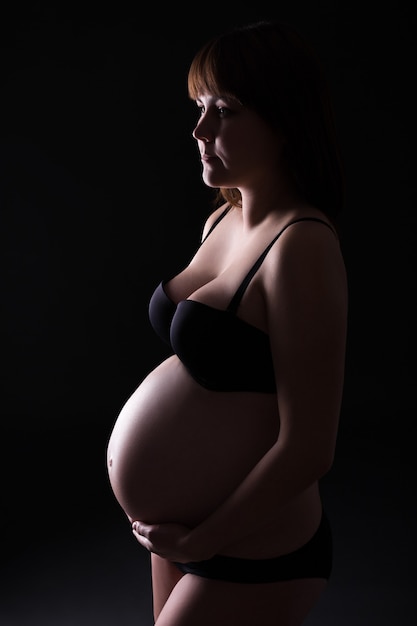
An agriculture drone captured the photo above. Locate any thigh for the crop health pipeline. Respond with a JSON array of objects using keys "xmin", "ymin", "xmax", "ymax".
[
  {"xmin": 151, "ymin": 554, "xmax": 185, "ymax": 620},
  {"xmin": 154, "ymin": 573, "xmax": 328, "ymax": 626}
]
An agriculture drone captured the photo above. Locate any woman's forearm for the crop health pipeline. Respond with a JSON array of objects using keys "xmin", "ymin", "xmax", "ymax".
[{"xmin": 185, "ymin": 436, "xmax": 332, "ymax": 559}]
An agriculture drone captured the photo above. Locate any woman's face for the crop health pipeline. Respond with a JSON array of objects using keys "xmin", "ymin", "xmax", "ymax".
[{"xmin": 192, "ymin": 92, "xmax": 284, "ymax": 192}]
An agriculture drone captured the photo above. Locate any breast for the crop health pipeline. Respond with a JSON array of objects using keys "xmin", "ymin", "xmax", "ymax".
[
  {"xmin": 106, "ymin": 355, "xmax": 279, "ymax": 526},
  {"xmin": 170, "ymin": 299, "xmax": 276, "ymax": 392}
]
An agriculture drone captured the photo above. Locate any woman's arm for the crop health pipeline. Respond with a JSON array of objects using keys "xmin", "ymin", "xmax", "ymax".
[{"xmin": 133, "ymin": 221, "xmax": 348, "ymax": 562}]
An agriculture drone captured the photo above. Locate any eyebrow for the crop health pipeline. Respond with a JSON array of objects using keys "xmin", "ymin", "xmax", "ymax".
[{"xmin": 196, "ymin": 94, "xmax": 243, "ymax": 106}]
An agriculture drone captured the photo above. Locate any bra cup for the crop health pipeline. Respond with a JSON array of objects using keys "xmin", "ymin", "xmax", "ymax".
[
  {"xmin": 148, "ymin": 216, "xmax": 334, "ymax": 392},
  {"xmin": 170, "ymin": 299, "xmax": 276, "ymax": 392}
]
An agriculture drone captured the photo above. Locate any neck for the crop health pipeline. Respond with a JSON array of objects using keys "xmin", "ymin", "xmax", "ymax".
[{"xmin": 239, "ymin": 183, "xmax": 303, "ymax": 230}]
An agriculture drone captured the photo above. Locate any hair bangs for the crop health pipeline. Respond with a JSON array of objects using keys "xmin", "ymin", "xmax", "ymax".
[{"xmin": 187, "ymin": 38, "xmax": 243, "ymax": 102}]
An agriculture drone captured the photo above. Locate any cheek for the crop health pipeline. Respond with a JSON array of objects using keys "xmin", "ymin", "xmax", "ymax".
[
  {"xmin": 222, "ymin": 129, "xmax": 261, "ymax": 163},
  {"xmin": 232, "ymin": 135, "xmax": 271, "ymax": 170},
  {"xmin": 243, "ymin": 129, "xmax": 283, "ymax": 172}
]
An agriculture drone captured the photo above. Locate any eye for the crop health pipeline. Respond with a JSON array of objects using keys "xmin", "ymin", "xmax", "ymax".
[
  {"xmin": 216, "ymin": 106, "xmax": 234, "ymax": 117},
  {"xmin": 194, "ymin": 101, "xmax": 233, "ymax": 118}
]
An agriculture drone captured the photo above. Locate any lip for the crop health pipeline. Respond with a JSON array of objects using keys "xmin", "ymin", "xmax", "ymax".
[{"xmin": 201, "ymin": 153, "xmax": 217, "ymax": 161}]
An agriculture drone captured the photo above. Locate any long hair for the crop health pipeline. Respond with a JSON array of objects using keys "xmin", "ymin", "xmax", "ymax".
[{"xmin": 188, "ymin": 20, "xmax": 345, "ymax": 218}]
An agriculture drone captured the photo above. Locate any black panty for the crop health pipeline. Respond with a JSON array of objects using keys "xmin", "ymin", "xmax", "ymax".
[{"xmin": 173, "ymin": 511, "xmax": 332, "ymax": 584}]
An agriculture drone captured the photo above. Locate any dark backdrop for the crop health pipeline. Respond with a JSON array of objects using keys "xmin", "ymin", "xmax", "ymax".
[{"xmin": 1, "ymin": 2, "xmax": 416, "ymax": 624}]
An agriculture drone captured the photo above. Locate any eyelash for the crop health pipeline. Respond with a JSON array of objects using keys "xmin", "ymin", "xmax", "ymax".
[{"xmin": 197, "ymin": 105, "xmax": 231, "ymax": 118}]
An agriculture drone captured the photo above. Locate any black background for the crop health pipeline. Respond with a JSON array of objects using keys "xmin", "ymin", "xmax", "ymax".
[{"xmin": 1, "ymin": 2, "xmax": 416, "ymax": 624}]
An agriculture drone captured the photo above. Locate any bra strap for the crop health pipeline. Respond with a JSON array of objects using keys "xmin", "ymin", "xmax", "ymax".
[
  {"xmin": 227, "ymin": 217, "xmax": 335, "ymax": 314},
  {"xmin": 201, "ymin": 205, "xmax": 232, "ymax": 243}
]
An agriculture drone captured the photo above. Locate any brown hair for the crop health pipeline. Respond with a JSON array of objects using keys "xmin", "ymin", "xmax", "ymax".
[{"xmin": 188, "ymin": 20, "xmax": 345, "ymax": 217}]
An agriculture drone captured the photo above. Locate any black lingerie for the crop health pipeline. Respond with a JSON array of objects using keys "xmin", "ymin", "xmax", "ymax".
[
  {"xmin": 173, "ymin": 510, "xmax": 333, "ymax": 583},
  {"xmin": 148, "ymin": 207, "xmax": 334, "ymax": 393}
]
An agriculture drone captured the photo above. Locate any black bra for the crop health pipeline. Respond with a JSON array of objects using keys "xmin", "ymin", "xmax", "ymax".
[{"xmin": 149, "ymin": 208, "xmax": 334, "ymax": 393}]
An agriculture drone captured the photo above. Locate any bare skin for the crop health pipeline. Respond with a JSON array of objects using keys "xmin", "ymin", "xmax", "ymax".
[
  {"xmin": 151, "ymin": 554, "xmax": 327, "ymax": 626},
  {"xmin": 106, "ymin": 93, "xmax": 348, "ymax": 624}
]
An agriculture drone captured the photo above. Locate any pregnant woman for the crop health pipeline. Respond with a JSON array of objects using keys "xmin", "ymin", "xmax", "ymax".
[{"xmin": 107, "ymin": 19, "xmax": 348, "ymax": 626}]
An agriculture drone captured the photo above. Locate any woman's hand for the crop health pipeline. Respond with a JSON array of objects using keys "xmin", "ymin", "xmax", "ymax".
[{"xmin": 132, "ymin": 520, "xmax": 211, "ymax": 563}]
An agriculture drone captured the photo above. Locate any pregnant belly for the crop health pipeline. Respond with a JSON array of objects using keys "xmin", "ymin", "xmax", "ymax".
[{"xmin": 107, "ymin": 355, "xmax": 279, "ymax": 527}]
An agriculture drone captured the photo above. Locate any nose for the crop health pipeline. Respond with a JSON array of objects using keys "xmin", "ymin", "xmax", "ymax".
[{"xmin": 192, "ymin": 117, "xmax": 213, "ymax": 143}]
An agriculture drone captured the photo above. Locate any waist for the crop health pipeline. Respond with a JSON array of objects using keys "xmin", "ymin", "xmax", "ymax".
[{"xmin": 174, "ymin": 507, "xmax": 332, "ymax": 583}]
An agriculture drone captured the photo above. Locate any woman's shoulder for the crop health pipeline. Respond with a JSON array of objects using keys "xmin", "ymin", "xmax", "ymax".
[
  {"xmin": 201, "ymin": 202, "xmax": 232, "ymax": 240},
  {"xmin": 263, "ymin": 210, "xmax": 347, "ymax": 307}
]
